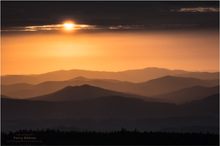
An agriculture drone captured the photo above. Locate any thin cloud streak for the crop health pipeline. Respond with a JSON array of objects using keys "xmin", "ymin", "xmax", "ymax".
[
  {"xmin": 172, "ymin": 7, "xmax": 219, "ymax": 13},
  {"xmin": 2, "ymin": 24, "xmax": 96, "ymax": 32},
  {"xmin": 1, "ymin": 24, "xmax": 145, "ymax": 32}
]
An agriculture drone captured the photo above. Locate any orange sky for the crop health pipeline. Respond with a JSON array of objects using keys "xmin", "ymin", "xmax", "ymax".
[{"xmin": 1, "ymin": 31, "xmax": 219, "ymax": 75}]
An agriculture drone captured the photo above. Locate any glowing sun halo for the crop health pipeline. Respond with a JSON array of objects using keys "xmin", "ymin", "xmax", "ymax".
[{"xmin": 63, "ymin": 21, "xmax": 75, "ymax": 31}]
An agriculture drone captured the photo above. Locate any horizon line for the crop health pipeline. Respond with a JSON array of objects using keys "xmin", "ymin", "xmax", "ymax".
[{"xmin": 1, "ymin": 66, "xmax": 219, "ymax": 76}]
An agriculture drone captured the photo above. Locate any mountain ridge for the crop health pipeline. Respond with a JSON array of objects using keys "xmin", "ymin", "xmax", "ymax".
[
  {"xmin": 2, "ymin": 75, "xmax": 218, "ymax": 101},
  {"xmin": 155, "ymin": 86, "xmax": 219, "ymax": 104},
  {"xmin": 2, "ymin": 67, "xmax": 218, "ymax": 85},
  {"xmin": 30, "ymin": 84, "xmax": 148, "ymax": 102}
]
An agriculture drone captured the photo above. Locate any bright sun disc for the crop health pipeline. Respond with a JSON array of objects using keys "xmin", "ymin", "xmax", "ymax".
[{"xmin": 63, "ymin": 21, "xmax": 75, "ymax": 31}]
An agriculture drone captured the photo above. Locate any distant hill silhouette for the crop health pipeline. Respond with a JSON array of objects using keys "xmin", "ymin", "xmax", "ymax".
[
  {"xmin": 30, "ymin": 84, "xmax": 147, "ymax": 101},
  {"xmin": 1, "ymin": 95, "xmax": 12, "ymax": 99},
  {"xmin": 134, "ymin": 76, "xmax": 218, "ymax": 96},
  {"xmin": 2, "ymin": 75, "xmax": 218, "ymax": 99},
  {"xmin": 1, "ymin": 67, "xmax": 219, "ymax": 84},
  {"xmin": 2, "ymin": 94, "xmax": 219, "ymax": 133},
  {"xmin": 156, "ymin": 86, "xmax": 219, "ymax": 104},
  {"xmin": 1, "ymin": 77, "xmax": 135, "ymax": 98}
]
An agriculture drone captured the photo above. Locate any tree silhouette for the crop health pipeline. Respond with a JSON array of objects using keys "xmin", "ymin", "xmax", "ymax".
[{"xmin": 2, "ymin": 129, "xmax": 219, "ymax": 145}]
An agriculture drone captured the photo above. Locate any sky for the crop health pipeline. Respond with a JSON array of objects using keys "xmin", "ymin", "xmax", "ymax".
[{"xmin": 1, "ymin": 1, "xmax": 219, "ymax": 75}]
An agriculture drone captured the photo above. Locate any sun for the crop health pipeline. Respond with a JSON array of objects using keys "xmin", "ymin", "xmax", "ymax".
[{"xmin": 63, "ymin": 21, "xmax": 75, "ymax": 31}]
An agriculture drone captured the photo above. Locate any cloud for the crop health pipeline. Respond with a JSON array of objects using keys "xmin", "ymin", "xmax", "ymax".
[
  {"xmin": 1, "ymin": 24, "xmax": 145, "ymax": 32},
  {"xmin": 172, "ymin": 7, "xmax": 219, "ymax": 13},
  {"xmin": 1, "ymin": 24, "xmax": 96, "ymax": 32},
  {"xmin": 108, "ymin": 25, "xmax": 144, "ymax": 30}
]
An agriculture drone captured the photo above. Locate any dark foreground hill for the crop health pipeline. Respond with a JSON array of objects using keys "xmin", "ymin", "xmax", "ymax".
[
  {"xmin": 2, "ymin": 130, "xmax": 219, "ymax": 145},
  {"xmin": 2, "ymin": 94, "xmax": 219, "ymax": 133}
]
